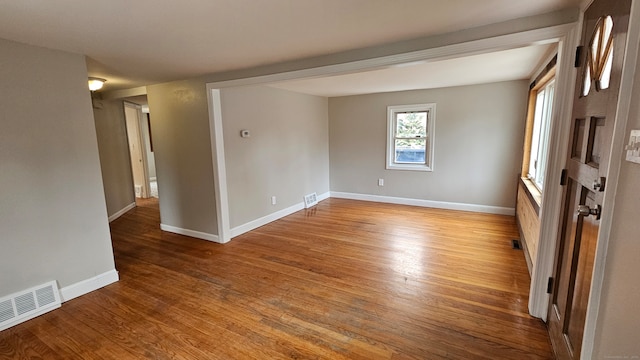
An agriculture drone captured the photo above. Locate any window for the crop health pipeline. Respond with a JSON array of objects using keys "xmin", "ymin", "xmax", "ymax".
[
  {"xmin": 528, "ymin": 79, "xmax": 555, "ymax": 190},
  {"xmin": 521, "ymin": 54, "xmax": 557, "ymax": 194},
  {"xmin": 386, "ymin": 103, "xmax": 435, "ymax": 171},
  {"xmin": 583, "ymin": 15, "xmax": 614, "ymax": 96}
]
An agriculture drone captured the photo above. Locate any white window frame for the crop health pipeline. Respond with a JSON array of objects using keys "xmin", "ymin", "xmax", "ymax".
[{"xmin": 386, "ymin": 103, "xmax": 436, "ymax": 172}]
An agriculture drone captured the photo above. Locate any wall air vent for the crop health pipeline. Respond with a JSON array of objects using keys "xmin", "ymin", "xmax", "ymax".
[
  {"xmin": 304, "ymin": 192, "xmax": 318, "ymax": 208},
  {"xmin": 0, "ymin": 280, "xmax": 61, "ymax": 331}
]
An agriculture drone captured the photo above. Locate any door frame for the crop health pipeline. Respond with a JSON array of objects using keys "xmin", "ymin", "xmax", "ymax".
[
  {"xmin": 532, "ymin": 0, "xmax": 640, "ymax": 358},
  {"xmin": 124, "ymin": 101, "xmax": 152, "ymax": 199}
]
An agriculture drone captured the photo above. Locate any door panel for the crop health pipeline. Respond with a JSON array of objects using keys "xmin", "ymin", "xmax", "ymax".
[
  {"xmin": 566, "ymin": 190, "xmax": 598, "ymax": 351},
  {"xmin": 547, "ymin": 0, "xmax": 631, "ymax": 359}
]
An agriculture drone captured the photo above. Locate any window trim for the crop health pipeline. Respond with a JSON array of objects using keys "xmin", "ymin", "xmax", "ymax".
[
  {"xmin": 386, "ymin": 103, "xmax": 436, "ymax": 172},
  {"xmin": 527, "ymin": 77, "xmax": 555, "ymax": 191},
  {"xmin": 521, "ymin": 56, "xmax": 556, "ymax": 199}
]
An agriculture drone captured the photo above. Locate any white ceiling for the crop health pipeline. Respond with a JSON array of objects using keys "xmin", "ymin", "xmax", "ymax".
[
  {"xmin": 269, "ymin": 44, "xmax": 557, "ymax": 97},
  {"xmin": 0, "ymin": 1, "xmax": 578, "ymax": 93}
]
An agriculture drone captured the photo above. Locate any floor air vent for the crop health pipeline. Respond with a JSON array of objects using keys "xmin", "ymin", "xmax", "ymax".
[
  {"xmin": 0, "ymin": 280, "xmax": 61, "ymax": 331},
  {"xmin": 304, "ymin": 192, "xmax": 318, "ymax": 208}
]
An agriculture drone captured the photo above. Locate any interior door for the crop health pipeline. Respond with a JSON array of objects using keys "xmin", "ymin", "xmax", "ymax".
[
  {"xmin": 124, "ymin": 103, "xmax": 149, "ymax": 198},
  {"xmin": 547, "ymin": 0, "xmax": 631, "ymax": 359}
]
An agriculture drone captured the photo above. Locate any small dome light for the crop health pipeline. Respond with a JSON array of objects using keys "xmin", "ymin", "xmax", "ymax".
[{"xmin": 88, "ymin": 77, "xmax": 106, "ymax": 91}]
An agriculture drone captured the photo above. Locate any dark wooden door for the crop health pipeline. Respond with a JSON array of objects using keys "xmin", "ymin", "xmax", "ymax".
[{"xmin": 547, "ymin": 0, "xmax": 631, "ymax": 359}]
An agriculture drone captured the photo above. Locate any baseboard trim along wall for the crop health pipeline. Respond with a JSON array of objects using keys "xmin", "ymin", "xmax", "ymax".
[
  {"xmin": 108, "ymin": 202, "xmax": 136, "ymax": 222},
  {"xmin": 231, "ymin": 192, "xmax": 331, "ymax": 238},
  {"xmin": 330, "ymin": 191, "xmax": 515, "ymax": 216},
  {"xmin": 160, "ymin": 224, "xmax": 220, "ymax": 243},
  {"xmin": 59, "ymin": 269, "xmax": 119, "ymax": 302}
]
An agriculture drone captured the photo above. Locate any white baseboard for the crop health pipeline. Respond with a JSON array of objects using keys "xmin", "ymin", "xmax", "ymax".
[
  {"xmin": 59, "ymin": 269, "xmax": 119, "ymax": 302},
  {"xmin": 231, "ymin": 191, "xmax": 331, "ymax": 238},
  {"xmin": 231, "ymin": 202, "xmax": 304, "ymax": 238},
  {"xmin": 160, "ymin": 223, "xmax": 220, "ymax": 243},
  {"xmin": 108, "ymin": 202, "xmax": 136, "ymax": 222},
  {"xmin": 330, "ymin": 191, "xmax": 515, "ymax": 216},
  {"xmin": 317, "ymin": 191, "xmax": 331, "ymax": 202}
]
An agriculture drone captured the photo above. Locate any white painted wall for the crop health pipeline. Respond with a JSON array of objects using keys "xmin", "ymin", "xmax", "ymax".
[
  {"xmin": 0, "ymin": 38, "xmax": 116, "ymax": 296},
  {"xmin": 93, "ymin": 98, "xmax": 136, "ymax": 216},
  {"xmin": 220, "ymin": 85, "xmax": 330, "ymax": 228},
  {"xmin": 146, "ymin": 79, "xmax": 218, "ymax": 236},
  {"xmin": 329, "ymin": 81, "xmax": 528, "ymax": 209}
]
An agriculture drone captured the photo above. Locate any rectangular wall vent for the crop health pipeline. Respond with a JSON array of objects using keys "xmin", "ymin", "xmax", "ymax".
[
  {"xmin": 304, "ymin": 192, "xmax": 318, "ymax": 208},
  {"xmin": 0, "ymin": 280, "xmax": 61, "ymax": 332}
]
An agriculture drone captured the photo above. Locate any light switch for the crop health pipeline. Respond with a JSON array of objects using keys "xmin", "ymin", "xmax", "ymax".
[
  {"xmin": 240, "ymin": 129, "xmax": 250, "ymax": 138},
  {"xmin": 625, "ymin": 130, "xmax": 640, "ymax": 164}
]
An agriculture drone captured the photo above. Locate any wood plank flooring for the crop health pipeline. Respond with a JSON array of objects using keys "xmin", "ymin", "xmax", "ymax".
[{"xmin": 0, "ymin": 198, "xmax": 554, "ymax": 359}]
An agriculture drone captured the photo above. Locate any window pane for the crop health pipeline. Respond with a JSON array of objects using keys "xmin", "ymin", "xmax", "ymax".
[
  {"xmin": 528, "ymin": 90, "xmax": 545, "ymax": 177},
  {"xmin": 535, "ymin": 81, "xmax": 555, "ymax": 190},
  {"xmin": 583, "ymin": 61, "xmax": 592, "ymax": 97},
  {"xmin": 528, "ymin": 79, "xmax": 555, "ymax": 191},
  {"xmin": 395, "ymin": 139, "xmax": 426, "ymax": 164},
  {"xmin": 396, "ymin": 112, "xmax": 427, "ymax": 138},
  {"xmin": 600, "ymin": 46, "xmax": 613, "ymax": 90}
]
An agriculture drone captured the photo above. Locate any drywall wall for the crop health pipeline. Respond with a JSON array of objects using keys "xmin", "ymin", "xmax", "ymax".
[
  {"xmin": 146, "ymin": 79, "xmax": 218, "ymax": 236},
  {"xmin": 93, "ymin": 98, "xmax": 136, "ymax": 217},
  {"xmin": 140, "ymin": 112, "xmax": 157, "ymax": 180},
  {"xmin": 329, "ymin": 81, "xmax": 528, "ymax": 209},
  {"xmin": 220, "ymin": 85, "xmax": 329, "ymax": 228},
  {"xmin": 592, "ymin": 44, "xmax": 640, "ymax": 358},
  {"xmin": 0, "ymin": 38, "xmax": 116, "ymax": 296}
]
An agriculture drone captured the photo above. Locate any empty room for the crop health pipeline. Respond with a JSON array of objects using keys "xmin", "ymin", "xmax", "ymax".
[{"xmin": 1, "ymin": 1, "xmax": 640, "ymax": 359}]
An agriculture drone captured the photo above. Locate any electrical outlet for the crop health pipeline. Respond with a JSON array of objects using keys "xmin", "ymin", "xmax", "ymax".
[
  {"xmin": 271, "ymin": 196, "xmax": 277, "ymax": 205},
  {"xmin": 378, "ymin": 178, "xmax": 384, "ymax": 186}
]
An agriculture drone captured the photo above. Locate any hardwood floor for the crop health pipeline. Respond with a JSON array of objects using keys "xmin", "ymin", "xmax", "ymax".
[{"xmin": 0, "ymin": 198, "xmax": 554, "ymax": 359}]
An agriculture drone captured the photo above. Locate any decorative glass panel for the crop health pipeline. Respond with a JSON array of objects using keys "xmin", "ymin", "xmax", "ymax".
[
  {"xmin": 583, "ymin": 15, "xmax": 614, "ymax": 96},
  {"xmin": 582, "ymin": 63, "xmax": 591, "ymax": 97}
]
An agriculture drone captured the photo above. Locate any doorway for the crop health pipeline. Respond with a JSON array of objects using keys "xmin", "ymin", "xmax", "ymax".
[{"xmin": 123, "ymin": 100, "xmax": 157, "ymax": 200}]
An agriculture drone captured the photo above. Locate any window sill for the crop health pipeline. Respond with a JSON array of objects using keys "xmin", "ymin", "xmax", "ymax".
[
  {"xmin": 386, "ymin": 164, "xmax": 433, "ymax": 172},
  {"xmin": 520, "ymin": 177, "xmax": 542, "ymax": 215}
]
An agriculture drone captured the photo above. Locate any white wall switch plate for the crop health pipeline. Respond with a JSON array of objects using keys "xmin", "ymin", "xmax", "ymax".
[
  {"xmin": 378, "ymin": 178, "xmax": 384, "ymax": 186},
  {"xmin": 625, "ymin": 130, "xmax": 640, "ymax": 164}
]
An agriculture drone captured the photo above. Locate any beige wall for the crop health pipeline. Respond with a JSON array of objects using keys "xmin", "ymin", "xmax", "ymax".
[
  {"xmin": 0, "ymin": 38, "xmax": 116, "ymax": 295},
  {"xmin": 141, "ymin": 112, "xmax": 157, "ymax": 180},
  {"xmin": 93, "ymin": 98, "xmax": 136, "ymax": 216},
  {"xmin": 220, "ymin": 85, "xmax": 330, "ymax": 228},
  {"xmin": 592, "ymin": 43, "xmax": 640, "ymax": 357},
  {"xmin": 146, "ymin": 79, "xmax": 218, "ymax": 235},
  {"xmin": 329, "ymin": 81, "xmax": 528, "ymax": 208}
]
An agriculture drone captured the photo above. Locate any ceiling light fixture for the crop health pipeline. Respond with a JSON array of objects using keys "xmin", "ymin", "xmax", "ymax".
[{"xmin": 88, "ymin": 77, "xmax": 106, "ymax": 91}]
